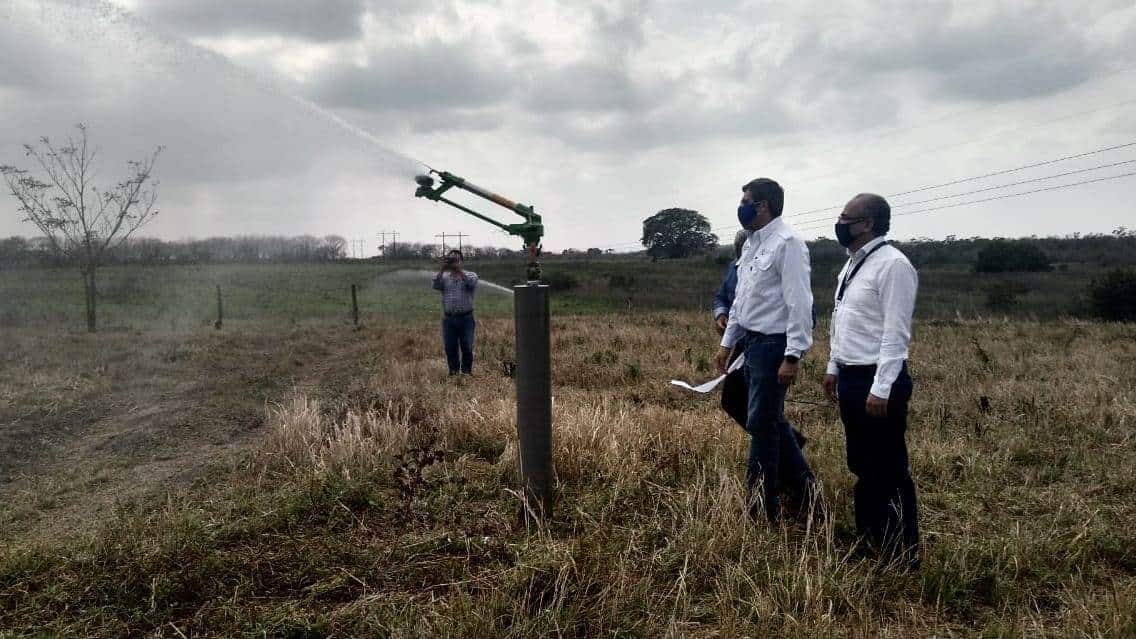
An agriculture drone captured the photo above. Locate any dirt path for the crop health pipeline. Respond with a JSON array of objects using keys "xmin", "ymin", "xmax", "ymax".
[{"xmin": 0, "ymin": 324, "xmax": 386, "ymax": 544}]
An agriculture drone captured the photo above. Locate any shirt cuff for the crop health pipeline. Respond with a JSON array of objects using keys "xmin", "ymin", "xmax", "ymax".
[
  {"xmin": 712, "ymin": 306, "xmax": 729, "ymax": 319},
  {"xmin": 826, "ymin": 360, "xmax": 839, "ymax": 376},
  {"xmin": 784, "ymin": 347, "xmax": 804, "ymax": 359},
  {"xmin": 869, "ymin": 379, "xmax": 892, "ymax": 400}
]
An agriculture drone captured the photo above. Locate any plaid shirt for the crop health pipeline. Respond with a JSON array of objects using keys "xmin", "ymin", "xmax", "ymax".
[{"xmin": 433, "ymin": 270, "xmax": 478, "ymax": 314}]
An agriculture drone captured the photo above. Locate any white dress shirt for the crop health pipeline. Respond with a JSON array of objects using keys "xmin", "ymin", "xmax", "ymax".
[
  {"xmin": 826, "ymin": 236, "xmax": 918, "ymax": 399},
  {"xmin": 721, "ymin": 216, "xmax": 814, "ymax": 358}
]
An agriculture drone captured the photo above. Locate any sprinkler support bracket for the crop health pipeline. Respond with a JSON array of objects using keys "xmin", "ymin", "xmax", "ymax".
[{"xmin": 415, "ymin": 171, "xmax": 544, "ymax": 281}]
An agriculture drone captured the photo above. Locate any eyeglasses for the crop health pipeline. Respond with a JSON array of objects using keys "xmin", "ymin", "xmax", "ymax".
[{"xmin": 837, "ymin": 215, "xmax": 869, "ymax": 224}]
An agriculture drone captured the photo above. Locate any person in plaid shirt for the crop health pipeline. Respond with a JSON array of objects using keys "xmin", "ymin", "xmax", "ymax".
[{"xmin": 432, "ymin": 249, "xmax": 479, "ymax": 375}]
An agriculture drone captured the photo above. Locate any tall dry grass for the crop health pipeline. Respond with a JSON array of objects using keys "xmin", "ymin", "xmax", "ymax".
[{"xmin": 2, "ymin": 314, "xmax": 1133, "ymax": 637}]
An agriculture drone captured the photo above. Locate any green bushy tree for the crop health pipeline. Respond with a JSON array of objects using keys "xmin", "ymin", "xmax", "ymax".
[{"xmin": 641, "ymin": 208, "xmax": 718, "ymax": 259}]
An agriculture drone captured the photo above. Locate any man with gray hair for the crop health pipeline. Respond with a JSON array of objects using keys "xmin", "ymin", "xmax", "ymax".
[{"xmin": 824, "ymin": 193, "xmax": 920, "ymax": 568}]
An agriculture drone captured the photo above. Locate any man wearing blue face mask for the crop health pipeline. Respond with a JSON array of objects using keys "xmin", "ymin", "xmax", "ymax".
[
  {"xmin": 823, "ymin": 193, "xmax": 920, "ymax": 569},
  {"xmin": 713, "ymin": 178, "xmax": 819, "ymax": 524}
]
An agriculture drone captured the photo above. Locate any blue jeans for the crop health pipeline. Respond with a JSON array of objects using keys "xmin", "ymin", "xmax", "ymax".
[
  {"xmin": 743, "ymin": 332, "xmax": 815, "ymax": 522},
  {"xmin": 442, "ymin": 312, "xmax": 475, "ymax": 374}
]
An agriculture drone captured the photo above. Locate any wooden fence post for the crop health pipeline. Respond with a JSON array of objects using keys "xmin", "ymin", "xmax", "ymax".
[
  {"xmin": 214, "ymin": 285, "xmax": 223, "ymax": 330},
  {"xmin": 351, "ymin": 284, "xmax": 359, "ymax": 328}
]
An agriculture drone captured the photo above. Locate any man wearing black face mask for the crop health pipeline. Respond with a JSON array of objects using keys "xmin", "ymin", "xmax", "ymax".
[
  {"xmin": 713, "ymin": 178, "xmax": 819, "ymax": 524},
  {"xmin": 823, "ymin": 193, "xmax": 920, "ymax": 569}
]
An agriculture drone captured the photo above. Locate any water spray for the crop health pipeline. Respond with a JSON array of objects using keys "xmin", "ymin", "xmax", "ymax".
[
  {"xmin": 412, "ymin": 170, "xmax": 553, "ymax": 526},
  {"xmin": 414, "ymin": 171, "xmax": 544, "ymax": 281}
]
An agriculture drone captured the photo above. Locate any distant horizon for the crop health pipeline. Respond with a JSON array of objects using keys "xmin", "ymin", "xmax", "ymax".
[{"xmin": 4, "ymin": 226, "xmax": 1134, "ymax": 258}]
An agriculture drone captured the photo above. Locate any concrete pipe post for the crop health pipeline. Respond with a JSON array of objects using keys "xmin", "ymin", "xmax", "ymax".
[{"xmin": 514, "ymin": 283, "xmax": 553, "ymax": 525}]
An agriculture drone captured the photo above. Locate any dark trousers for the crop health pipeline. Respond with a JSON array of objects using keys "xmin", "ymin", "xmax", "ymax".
[
  {"xmin": 442, "ymin": 312, "xmax": 475, "ymax": 374},
  {"xmin": 837, "ymin": 363, "xmax": 919, "ymax": 564},
  {"xmin": 742, "ymin": 332, "xmax": 815, "ymax": 522}
]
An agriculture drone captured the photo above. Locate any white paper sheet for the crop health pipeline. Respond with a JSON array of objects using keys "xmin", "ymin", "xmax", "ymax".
[
  {"xmin": 669, "ymin": 375, "xmax": 726, "ymax": 393},
  {"xmin": 669, "ymin": 355, "xmax": 745, "ymax": 394}
]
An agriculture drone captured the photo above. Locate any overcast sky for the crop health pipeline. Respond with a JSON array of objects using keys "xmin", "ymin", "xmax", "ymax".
[{"xmin": 2, "ymin": 0, "xmax": 1134, "ymax": 252}]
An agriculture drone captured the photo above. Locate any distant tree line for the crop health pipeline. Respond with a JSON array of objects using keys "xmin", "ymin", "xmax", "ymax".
[
  {"xmin": 798, "ymin": 229, "xmax": 1136, "ymax": 273},
  {"xmin": 4, "ymin": 228, "xmax": 1135, "ymax": 270},
  {"xmin": 0, "ymin": 234, "xmax": 549, "ymax": 267}
]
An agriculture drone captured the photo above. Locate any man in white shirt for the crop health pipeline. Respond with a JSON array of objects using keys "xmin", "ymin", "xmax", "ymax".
[
  {"xmin": 823, "ymin": 193, "xmax": 920, "ymax": 568},
  {"xmin": 714, "ymin": 178, "xmax": 818, "ymax": 524}
]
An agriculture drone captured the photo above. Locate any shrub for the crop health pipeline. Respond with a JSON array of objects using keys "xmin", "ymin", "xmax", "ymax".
[
  {"xmin": 974, "ymin": 240, "xmax": 1053, "ymax": 273},
  {"xmin": 1088, "ymin": 268, "xmax": 1136, "ymax": 321},
  {"xmin": 607, "ymin": 273, "xmax": 637, "ymax": 290},
  {"xmin": 543, "ymin": 271, "xmax": 577, "ymax": 291},
  {"xmin": 984, "ymin": 282, "xmax": 1029, "ymax": 312}
]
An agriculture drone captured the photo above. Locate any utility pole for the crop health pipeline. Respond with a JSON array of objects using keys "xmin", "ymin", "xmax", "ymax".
[
  {"xmin": 436, "ymin": 232, "xmax": 467, "ymax": 257},
  {"xmin": 378, "ymin": 231, "xmax": 401, "ymax": 260}
]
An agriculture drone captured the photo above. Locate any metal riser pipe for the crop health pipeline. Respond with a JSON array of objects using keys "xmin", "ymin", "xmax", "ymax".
[{"xmin": 514, "ymin": 284, "xmax": 553, "ymax": 524}]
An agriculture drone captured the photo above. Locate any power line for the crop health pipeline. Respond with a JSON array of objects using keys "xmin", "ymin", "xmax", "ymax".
[
  {"xmin": 775, "ymin": 66, "xmax": 1136, "ymax": 182},
  {"xmin": 793, "ymin": 171, "xmax": 1136, "ymax": 234},
  {"xmin": 608, "ymin": 168, "xmax": 1136, "ymax": 248},
  {"xmin": 783, "ymin": 140, "xmax": 1136, "ymax": 221},
  {"xmin": 794, "ymin": 96, "xmax": 1136, "ymax": 187},
  {"xmin": 889, "ymin": 142, "xmax": 1136, "ymax": 199},
  {"xmin": 593, "ymin": 99, "xmax": 1136, "ymax": 251},
  {"xmin": 703, "ymin": 140, "xmax": 1136, "ymax": 238},
  {"xmin": 787, "ymin": 156, "xmax": 1136, "ymax": 227}
]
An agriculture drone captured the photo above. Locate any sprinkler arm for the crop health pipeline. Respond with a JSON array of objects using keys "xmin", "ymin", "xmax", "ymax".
[{"xmin": 415, "ymin": 170, "xmax": 544, "ymax": 280}]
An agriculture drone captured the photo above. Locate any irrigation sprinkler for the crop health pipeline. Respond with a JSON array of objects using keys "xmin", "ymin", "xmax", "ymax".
[{"xmin": 414, "ymin": 170, "xmax": 553, "ymax": 525}]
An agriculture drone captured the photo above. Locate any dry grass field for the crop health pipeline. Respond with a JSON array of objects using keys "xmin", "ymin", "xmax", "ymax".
[{"xmin": 1, "ymin": 307, "xmax": 1134, "ymax": 637}]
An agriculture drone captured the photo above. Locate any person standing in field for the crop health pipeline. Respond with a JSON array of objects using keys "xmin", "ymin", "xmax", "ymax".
[
  {"xmin": 714, "ymin": 178, "xmax": 819, "ymax": 523},
  {"xmin": 823, "ymin": 193, "xmax": 920, "ymax": 568},
  {"xmin": 433, "ymin": 249, "xmax": 479, "ymax": 375},
  {"xmin": 715, "ymin": 229, "xmax": 808, "ymax": 452},
  {"xmin": 712, "ymin": 230, "xmax": 749, "ymax": 335}
]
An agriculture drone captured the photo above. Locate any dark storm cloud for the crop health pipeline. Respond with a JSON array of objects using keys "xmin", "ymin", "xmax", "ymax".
[
  {"xmin": 1, "ymin": 1, "xmax": 418, "ymax": 190},
  {"xmin": 548, "ymin": 96, "xmax": 796, "ymax": 152},
  {"xmin": 308, "ymin": 39, "xmax": 515, "ymax": 111},
  {"xmin": 795, "ymin": 4, "xmax": 1116, "ymax": 102},
  {"xmin": 5, "ymin": 0, "xmax": 1134, "ymax": 245},
  {"xmin": 137, "ymin": 0, "xmax": 367, "ymax": 42},
  {"xmin": 524, "ymin": 62, "xmax": 657, "ymax": 113}
]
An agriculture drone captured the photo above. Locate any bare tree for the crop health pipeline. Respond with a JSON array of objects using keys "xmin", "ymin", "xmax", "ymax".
[{"xmin": 1, "ymin": 124, "xmax": 161, "ymax": 331}]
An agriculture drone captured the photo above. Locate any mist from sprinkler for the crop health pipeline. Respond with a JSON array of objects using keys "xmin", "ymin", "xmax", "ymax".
[{"xmin": 6, "ymin": 0, "xmax": 428, "ymax": 181}]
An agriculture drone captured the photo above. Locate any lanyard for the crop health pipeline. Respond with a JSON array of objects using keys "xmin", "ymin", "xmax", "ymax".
[{"xmin": 836, "ymin": 241, "xmax": 889, "ymax": 302}]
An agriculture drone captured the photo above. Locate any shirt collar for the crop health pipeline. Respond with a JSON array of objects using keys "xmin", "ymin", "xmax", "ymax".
[
  {"xmin": 755, "ymin": 216, "xmax": 784, "ymax": 243},
  {"xmin": 849, "ymin": 235, "xmax": 887, "ymax": 259}
]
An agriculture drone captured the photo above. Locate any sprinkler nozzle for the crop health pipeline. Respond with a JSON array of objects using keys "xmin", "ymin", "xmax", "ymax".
[{"xmin": 414, "ymin": 174, "xmax": 435, "ymax": 188}]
